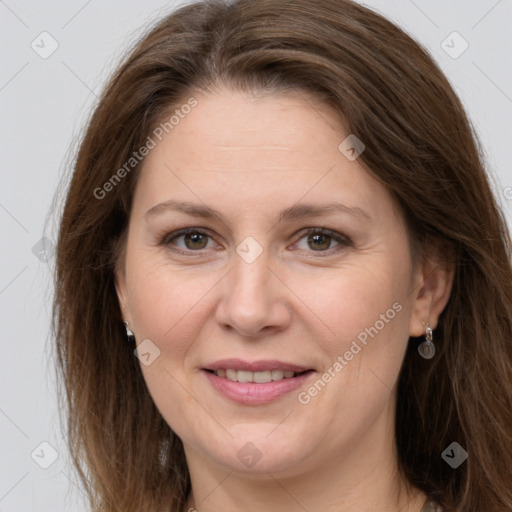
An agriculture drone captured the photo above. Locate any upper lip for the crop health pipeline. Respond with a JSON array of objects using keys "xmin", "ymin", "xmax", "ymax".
[{"xmin": 203, "ymin": 358, "xmax": 314, "ymax": 373}]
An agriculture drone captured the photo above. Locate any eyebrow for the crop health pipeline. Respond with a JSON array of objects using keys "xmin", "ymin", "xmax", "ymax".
[{"xmin": 144, "ymin": 200, "xmax": 372, "ymax": 223}]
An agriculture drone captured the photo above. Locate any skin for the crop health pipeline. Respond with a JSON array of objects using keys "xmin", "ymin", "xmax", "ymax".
[{"xmin": 115, "ymin": 86, "xmax": 453, "ymax": 512}]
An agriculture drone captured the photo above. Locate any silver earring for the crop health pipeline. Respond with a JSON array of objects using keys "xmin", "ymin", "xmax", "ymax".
[
  {"xmin": 418, "ymin": 323, "xmax": 435, "ymax": 359},
  {"xmin": 123, "ymin": 321, "xmax": 136, "ymax": 345}
]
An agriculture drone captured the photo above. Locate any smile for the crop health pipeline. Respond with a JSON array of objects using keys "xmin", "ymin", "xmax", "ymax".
[
  {"xmin": 209, "ymin": 369, "xmax": 303, "ymax": 382},
  {"xmin": 202, "ymin": 359, "xmax": 315, "ymax": 405}
]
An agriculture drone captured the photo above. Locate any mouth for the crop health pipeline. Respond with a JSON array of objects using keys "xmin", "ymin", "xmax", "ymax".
[
  {"xmin": 204, "ymin": 368, "xmax": 311, "ymax": 383},
  {"xmin": 202, "ymin": 359, "xmax": 315, "ymax": 405}
]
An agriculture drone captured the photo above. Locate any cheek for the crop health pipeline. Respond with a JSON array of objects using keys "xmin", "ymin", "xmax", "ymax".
[
  {"xmin": 125, "ymin": 251, "xmax": 222, "ymax": 358},
  {"xmin": 302, "ymin": 258, "xmax": 410, "ymax": 351},
  {"xmin": 291, "ymin": 260, "xmax": 411, "ymax": 433},
  {"xmin": 126, "ymin": 244, "xmax": 412, "ymax": 355},
  {"xmin": 299, "ymin": 262, "xmax": 412, "ymax": 419}
]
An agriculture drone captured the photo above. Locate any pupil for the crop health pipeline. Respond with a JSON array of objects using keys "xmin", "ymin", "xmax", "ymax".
[
  {"xmin": 186, "ymin": 232, "xmax": 207, "ymax": 249},
  {"xmin": 309, "ymin": 233, "xmax": 330, "ymax": 251}
]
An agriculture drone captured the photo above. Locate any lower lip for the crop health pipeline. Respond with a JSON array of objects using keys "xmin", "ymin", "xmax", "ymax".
[{"xmin": 203, "ymin": 370, "xmax": 314, "ymax": 405}]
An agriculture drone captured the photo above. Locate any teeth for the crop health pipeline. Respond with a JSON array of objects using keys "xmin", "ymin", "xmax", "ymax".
[
  {"xmin": 254, "ymin": 371, "xmax": 271, "ymax": 383},
  {"xmin": 271, "ymin": 370, "xmax": 284, "ymax": 381},
  {"xmin": 226, "ymin": 369, "xmax": 238, "ymax": 381},
  {"xmin": 214, "ymin": 369, "xmax": 300, "ymax": 382},
  {"xmin": 237, "ymin": 370, "xmax": 254, "ymax": 383}
]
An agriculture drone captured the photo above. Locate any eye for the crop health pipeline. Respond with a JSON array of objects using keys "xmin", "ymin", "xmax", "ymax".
[
  {"xmin": 161, "ymin": 228, "xmax": 217, "ymax": 253},
  {"xmin": 293, "ymin": 228, "xmax": 351, "ymax": 254},
  {"xmin": 160, "ymin": 227, "xmax": 351, "ymax": 257}
]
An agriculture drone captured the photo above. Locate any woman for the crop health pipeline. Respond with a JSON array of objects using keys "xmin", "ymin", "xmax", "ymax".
[{"xmin": 52, "ymin": 0, "xmax": 512, "ymax": 511}]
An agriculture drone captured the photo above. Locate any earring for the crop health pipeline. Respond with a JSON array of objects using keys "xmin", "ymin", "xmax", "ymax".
[
  {"xmin": 123, "ymin": 321, "xmax": 136, "ymax": 345},
  {"xmin": 418, "ymin": 323, "xmax": 435, "ymax": 359}
]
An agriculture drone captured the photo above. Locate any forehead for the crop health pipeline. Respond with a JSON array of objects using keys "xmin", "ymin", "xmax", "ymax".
[
  {"xmin": 145, "ymin": 87, "xmax": 347, "ymax": 169},
  {"xmin": 131, "ymin": 88, "xmax": 390, "ymax": 224}
]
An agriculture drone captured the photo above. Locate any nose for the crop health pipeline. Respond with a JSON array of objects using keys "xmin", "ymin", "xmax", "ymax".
[{"xmin": 214, "ymin": 250, "xmax": 292, "ymax": 338}]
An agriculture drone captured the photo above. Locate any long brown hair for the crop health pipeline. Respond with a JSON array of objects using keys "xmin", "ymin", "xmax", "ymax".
[{"xmin": 52, "ymin": 0, "xmax": 512, "ymax": 510}]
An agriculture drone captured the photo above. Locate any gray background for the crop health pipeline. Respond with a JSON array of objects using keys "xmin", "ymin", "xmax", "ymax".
[{"xmin": 1, "ymin": 1, "xmax": 511, "ymax": 510}]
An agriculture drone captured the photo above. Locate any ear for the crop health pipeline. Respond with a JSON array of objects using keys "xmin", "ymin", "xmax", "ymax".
[{"xmin": 409, "ymin": 249, "xmax": 455, "ymax": 337}]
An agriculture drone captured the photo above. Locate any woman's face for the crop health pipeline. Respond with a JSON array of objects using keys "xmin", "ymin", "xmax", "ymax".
[{"xmin": 116, "ymin": 87, "xmax": 431, "ymax": 477}]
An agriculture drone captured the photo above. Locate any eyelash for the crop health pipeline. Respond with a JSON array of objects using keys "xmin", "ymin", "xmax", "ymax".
[{"xmin": 159, "ymin": 227, "xmax": 352, "ymax": 257}]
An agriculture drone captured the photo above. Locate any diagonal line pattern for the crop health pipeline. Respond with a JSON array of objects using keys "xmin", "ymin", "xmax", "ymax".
[
  {"xmin": 368, "ymin": 367, "xmax": 392, "ymax": 392},
  {"xmin": 295, "ymin": 89, "xmax": 340, "ymax": 134},
  {"xmin": 163, "ymin": 266, "xmax": 234, "ymax": 337},
  {"xmin": 162, "ymin": 367, "xmax": 234, "ymax": 438},
  {"xmin": 163, "ymin": 163, "xmax": 232, "ymax": 232},
  {"xmin": 0, "ymin": 0, "xmax": 29, "ymax": 28},
  {"xmin": 0, "ymin": 472, "xmax": 29, "ymax": 502},
  {"xmin": 0, "ymin": 266, "xmax": 28, "ymax": 295},
  {"xmin": 406, "ymin": 0, "xmax": 439, "ymax": 29},
  {"xmin": 198, "ymin": 470, "xmax": 234, "ymax": 504},
  {"xmin": 0, "ymin": 203, "xmax": 29, "ymax": 233},
  {"xmin": 0, "ymin": 408, "xmax": 29, "ymax": 438},
  {"xmin": 60, "ymin": 470, "xmax": 88, "ymax": 499},
  {"xmin": 162, "ymin": 164, "xmax": 213, "ymax": 204},
  {"xmin": 472, "ymin": 61, "xmax": 512, "ymax": 106},
  {"xmin": 267, "ymin": 164, "xmax": 337, "ymax": 234},
  {"xmin": 61, "ymin": 0, "xmax": 93, "ymax": 29},
  {"xmin": 266, "ymin": 472, "xmax": 311, "ymax": 511},
  {"xmin": 265, "ymin": 411, "xmax": 294, "ymax": 438},
  {"xmin": 398, "ymin": 494, "xmax": 418, "ymax": 512},
  {"xmin": 0, "ymin": 62, "xmax": 29, "ymax": 92},
  {"xmin": 61, "ymin": 61, "xmax": 99, "ymax": 98},
  {"xmin": 471, "ymin": 0, "xmax": 502, "ymax": 30},
  {"xmin": 266, "ymin": 266, "xmax": 336, "ymax": 335}
]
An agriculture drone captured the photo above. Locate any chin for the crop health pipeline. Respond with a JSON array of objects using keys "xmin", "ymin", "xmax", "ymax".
[{"xmin": 200, "ymin": 431, "xmax": 315, "ymax": 476}]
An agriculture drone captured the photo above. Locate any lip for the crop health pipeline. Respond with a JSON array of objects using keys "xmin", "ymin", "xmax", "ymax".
[
  {"xmin": 202, "ymin": 359, "xmax": 315, "ymax": 405},
  {"xmin": 204, "ymin": 358, "xmax": 313, "ymax": 373}
]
